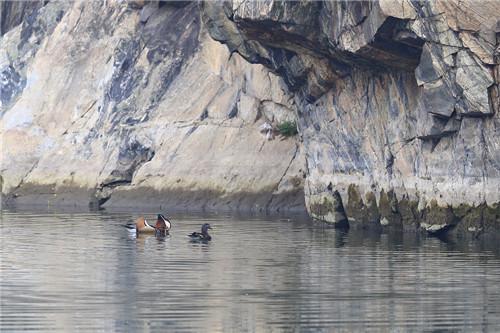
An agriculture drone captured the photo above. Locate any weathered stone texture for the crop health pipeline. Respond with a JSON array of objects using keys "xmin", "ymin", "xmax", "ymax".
[
  {"xmin": 202, "ymin": 0, "xmax": 500, "ymax": 233},
  {"xmin": 1, "ymin": 0, "xmax": 44, "ymax": 36},
  {"xmin": 1, "ymin": 1, "xmax": 305, "ymax": 212}
]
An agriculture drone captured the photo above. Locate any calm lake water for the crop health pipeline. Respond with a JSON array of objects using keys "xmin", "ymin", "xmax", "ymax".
[{"xmin": 1, "ymin": 209, "xmax": 499, "ymax": 332}]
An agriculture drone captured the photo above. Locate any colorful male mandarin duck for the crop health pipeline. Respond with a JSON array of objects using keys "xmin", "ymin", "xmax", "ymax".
[
  {"xmin": 125, "ymin": 214, "xmax": 171, "ymax": 236},
  {"xmin": 188, "ymin": 223, "xmax": 213, "ymax": 241}
]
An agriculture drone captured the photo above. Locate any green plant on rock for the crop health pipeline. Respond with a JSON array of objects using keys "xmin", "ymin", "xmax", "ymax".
[{"xmin": 277, "ymin": 120, "xmax": 298, "ymax": 137}]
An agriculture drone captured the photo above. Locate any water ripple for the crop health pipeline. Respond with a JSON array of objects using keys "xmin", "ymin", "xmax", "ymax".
[{"xmin": 1, "ymin": 210, "xmax": 499, "ymax": 332}]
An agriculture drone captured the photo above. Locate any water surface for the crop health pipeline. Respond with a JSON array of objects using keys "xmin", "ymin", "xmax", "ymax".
[{"xmin": 1, "ymin": 209, "xmax": 499, "ymax": 332}]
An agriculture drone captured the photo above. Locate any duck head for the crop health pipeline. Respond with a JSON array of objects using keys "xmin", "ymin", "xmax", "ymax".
[
  {"xmin": 155, "ymin": 214, "xmax": 172, "ymax": 230},
  {"xmin": 201, "ymin": 223, "xmax": 212, "ymax": 235},
  {"xmin": 155, "ymin": 214, "xmax": 172, "ymax": 231}
]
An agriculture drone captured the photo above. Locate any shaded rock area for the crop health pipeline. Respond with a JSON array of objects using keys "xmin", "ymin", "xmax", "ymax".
[
  {"xmin": 202, "ymin": 0, "xmax": 500, "ymax": 235},
  {"xmin": 1, "ymin": 0, "xmax": 305, "ymax": 213},
  {"xmin": 1, "ymin": 1, "xmax": 69, "ymax": 109},
  {"xmin": 1, "ymin": 0, "xmax": 44, "ymax": 36},
  {"xmin": 1, "ymin": 0, "xmax": 499, "ymax": 235}
]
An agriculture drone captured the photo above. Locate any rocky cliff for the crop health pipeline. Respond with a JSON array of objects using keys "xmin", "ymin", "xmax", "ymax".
[
  {"xmin": 1, "ymin": 1, "xmax": 499, "ymax": 235},
  {"xmin": 1, "ymin": 0, "xmax": 305, "ymax": 212},
  {"xmin": 202, "ymin": 0, "xmax": 500, "ymax": 235}
]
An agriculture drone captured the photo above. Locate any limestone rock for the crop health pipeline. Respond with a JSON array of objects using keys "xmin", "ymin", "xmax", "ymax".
[
  {"xmin": 1, "ymin": 0, "xmax": 304, "ymax": 212},
  {"xmin": 379, "ymin": 0, "xmax": 416, "ymax": 20},
  {"xmin": 1, "ymin": 0, "xmax": 44, "ymax": 36},
  {"xmin": 202, "ymin": 0, "xmax": 500, "ymax": 231},
  {"xmin": 455, "ymin": 51, "xmax": 495, "ymax": 115},
  {"xmin": 306, "ymin": 190, "xmax": 349, "ymax": 228},
  {"xmin": 421, "ymin": 199, "xmax": 457, "ymax": 234}
]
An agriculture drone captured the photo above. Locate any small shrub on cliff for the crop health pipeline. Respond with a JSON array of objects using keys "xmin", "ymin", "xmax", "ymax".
[{"xmin": 277, "ymin": 121, "xmax": 298, "ymax": 137}]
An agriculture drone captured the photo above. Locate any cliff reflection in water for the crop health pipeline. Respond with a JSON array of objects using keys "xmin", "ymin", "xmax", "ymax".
[{"xmin": 1, "ymin": 210, "xmax": 499, "ymax": 332}]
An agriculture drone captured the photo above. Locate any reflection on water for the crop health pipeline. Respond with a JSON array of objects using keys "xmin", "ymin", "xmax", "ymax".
[{"xmin": 1, "ymin": 209, "xmax": 499, "ymax": 332}]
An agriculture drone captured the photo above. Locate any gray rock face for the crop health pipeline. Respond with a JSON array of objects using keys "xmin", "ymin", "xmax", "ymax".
[
  {"xmin": 0, "ymin": 0, "xmax": 44, "ymax": 36},
  {"xmin": 1, "ymin": 1, "xmax": 305, "ymax": 212},
  {"xmin": 202, "ymin": 0, "xmax": 500, "ymax": 232},
  {"xmin": 1, "ymin": 1, "xmax": 70, "ymax": 110}
]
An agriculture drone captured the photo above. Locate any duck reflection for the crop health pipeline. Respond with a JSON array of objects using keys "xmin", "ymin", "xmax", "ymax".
[
  {"xmin": 129, "ymin": 233, "xmax": 170, "ymax": 251},
  {"xmin": 335, "ymin": 229, "xmax": 349, "ymax": 248}
]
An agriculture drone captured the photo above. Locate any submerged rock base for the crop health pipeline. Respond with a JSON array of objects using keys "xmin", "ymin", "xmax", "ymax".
[
  {"xmin": 3, "ymin": 183, "xmax": 306, "ymax": 214},
  {"xmin": 307, "ymin": 185, "xmax": 499, "ymax": 237}
]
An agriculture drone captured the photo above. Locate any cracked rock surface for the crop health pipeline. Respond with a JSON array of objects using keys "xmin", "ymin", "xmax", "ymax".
[{"xmin": 202, "ymin": 0, "xmax": 500, "ymax": 232}]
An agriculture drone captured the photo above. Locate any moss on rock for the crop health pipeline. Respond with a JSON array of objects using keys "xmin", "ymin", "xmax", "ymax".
[
  {"xmin": 308, "ymin": 184, "xmax": 499, "ymax": 235},
  {"xmin": 453, "ymin": 204, "xmax": 482, "ymax": 235},
  {"xmin": 365, "ymin": 191, "xmax": 380, "ymax": 224},
  {"xmin": 481, "ymin": 203, "xmax": 500, "ymax": 233},
  {"xmin": 378, "ymin": 189, "xmax": 403, "ymax": 229},
  {"xmin": 346, "ymin": 184, "xmax": 380, "ymax": 229},
  {"xmin": 308, "ymin": 190, "xmax": 348, "ymax": 228},
  {"xmin": 309, "ymin": 196, "xmax": 334, "ymax": 217},
  {"xmin": 421, "ymin": 199, "xmax": 457, "ymax": 228}
]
